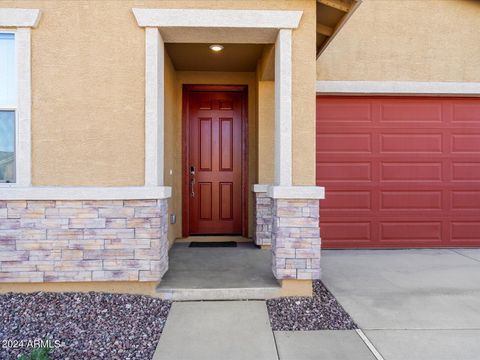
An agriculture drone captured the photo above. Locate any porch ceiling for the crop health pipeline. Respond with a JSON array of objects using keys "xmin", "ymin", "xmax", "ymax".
[{"xmin": 164, "ymin": 43, "xmax": 265, "ymax": 72}]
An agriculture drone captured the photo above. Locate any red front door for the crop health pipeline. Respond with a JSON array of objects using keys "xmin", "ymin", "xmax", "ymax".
[{"xmin": 185, "ymin": 88, "xmax": 244, "ymax": 235}]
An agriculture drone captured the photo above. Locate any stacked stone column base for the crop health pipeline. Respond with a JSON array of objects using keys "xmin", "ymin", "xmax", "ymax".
[
  {"xmin": 253, "ymin": 191, "xmax": 273, "ymax": 246},
  {"xmin": 271, "ymin": 199, "xmax": 321, "ymax": 280},
  {"xmin": 0, "ymin": 199, "xmax": 169, "ymax": 283}
]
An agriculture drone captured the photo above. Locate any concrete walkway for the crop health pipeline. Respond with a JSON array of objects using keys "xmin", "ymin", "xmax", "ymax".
[
  {"xmin": 322, "ymin": 249, "xmax": 480, "ymax": 360},
  {"xmin": 153, "ymin": 301, "xmax": 374, "ymax": 360},
  {"xmin": 153, "ymin": 301, "xmax": 278, "ymax": 360},
  {"xmin": 153, "ymin": 249, "xmax": 480, "ymax": 360}
]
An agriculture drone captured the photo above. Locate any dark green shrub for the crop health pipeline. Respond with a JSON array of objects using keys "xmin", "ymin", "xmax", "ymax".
[{"xmin": 18, "ymin": 341, "xmax": 52, "ymax": 360}]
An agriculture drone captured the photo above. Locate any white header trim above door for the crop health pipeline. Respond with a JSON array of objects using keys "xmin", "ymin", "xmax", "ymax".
[
  {"xmin": 316, "ymin": 80, "xmax": 480, "ymax": 96},
  {"xmin": 132, "ymin": 8, "xmax": 303, "ymax": 29}
]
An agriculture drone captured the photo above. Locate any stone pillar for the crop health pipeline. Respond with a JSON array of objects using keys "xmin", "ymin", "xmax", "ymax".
[
  {"xmin": 271, "ymin": 198, "xmax": 321, "ymax": 280},
  {"xmin": 253, "ymin": 191, "xmax": 273, "ymax": 246}
]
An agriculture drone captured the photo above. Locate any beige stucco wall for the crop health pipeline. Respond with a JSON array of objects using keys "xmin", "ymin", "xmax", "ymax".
[
  {"xmin": 0, "ymin": 0, "xmax": 316, "ymax": 187},
  {"xmin": 317, "ymin": 0, "xmax": 480, "ymax": 82},
  {"xmin": 164, "ymin": 53, "xmax": 179, "ymax": 244},
  {"xmin": 0, "ymin": 0, "xmax": 316, "ymax": 188},
  {"xmin": 257, "ymin": 81, "xmax": 275, "ymax": 184}
]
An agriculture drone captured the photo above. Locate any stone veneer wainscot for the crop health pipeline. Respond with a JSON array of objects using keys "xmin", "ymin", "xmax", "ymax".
[
  {"xmin": 253, "ymin": 191, "xmax": 273, "ymax": 246},
  {"xmin": 0, "ymin": 199, "xmax": 168, "ymax": 283}
]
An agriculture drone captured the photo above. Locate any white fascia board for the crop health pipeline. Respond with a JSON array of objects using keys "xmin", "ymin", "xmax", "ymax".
[
  {"xmin": 0, "ymin": 9, "xmax": 41, "ymax": 28},
  {"xmin": 132, "ymin": 8, "xmax": 303, "ymax": 29},
  {"xmin": 267, "ymin": 186, "xmax": 325, "ymax": 200},
  {"xmin": 0, "ymin": 186, "xmax": 172, "ymax": 200},
  {"xmin": 316, "ymin": 81, "xmax": 480, "ymax": 96}
]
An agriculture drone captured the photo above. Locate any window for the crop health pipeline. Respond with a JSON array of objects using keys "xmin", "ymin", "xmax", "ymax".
[{"xmin": 0, "ymin": 33, "xmax": 16, "ymax": 183}]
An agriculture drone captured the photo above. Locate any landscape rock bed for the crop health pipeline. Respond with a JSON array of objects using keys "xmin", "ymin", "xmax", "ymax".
[
  {"xmin": 267, "ymin": 280, "xmax": 357, "ymax": 331},
  {"xmin": 0, "ymin": 292, "xmax": 171, "ymax": 359}
]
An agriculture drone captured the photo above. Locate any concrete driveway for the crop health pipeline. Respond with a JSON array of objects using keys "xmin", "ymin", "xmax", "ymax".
[{"xmin": 322, "ymin": 249, "xmax": 480, "ymax": 360}]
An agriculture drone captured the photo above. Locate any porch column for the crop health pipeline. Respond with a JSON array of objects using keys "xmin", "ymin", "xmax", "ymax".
[
  {"xmin": 269, "ymin": 29, "xmax": 324, "ymax": 284},
  {"xmin": 144, "ymin": 27, "xmax": 165, "ymax": 186},
  {"xmin": 274, "ymin": 28, "xmax": 293, "ymax": 186},
  {"xmin": 143, "ymin": 27, "xmax": 169, "ymax": 280}
]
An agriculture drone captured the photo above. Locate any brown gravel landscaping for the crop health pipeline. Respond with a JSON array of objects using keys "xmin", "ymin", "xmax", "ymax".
[
  {"xmin": 0, "ymin": 292, "xmax": 171, "ymax": 360},
  {"xmin": 267, "ymin": 280, "xmax": 357, "ymax": 331}
]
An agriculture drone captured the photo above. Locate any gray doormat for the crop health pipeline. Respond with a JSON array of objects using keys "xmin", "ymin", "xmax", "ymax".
[{"xmin": 189, "ymin": 241, "xmax": 237, "ymax": 248}]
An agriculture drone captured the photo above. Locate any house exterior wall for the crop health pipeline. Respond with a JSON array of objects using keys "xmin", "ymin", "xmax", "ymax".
[
  {"xmin": 0, "ymin": 0, "xmax": 316, "ymax": 188},
  {"xmin": 257, "ymin": 81, "xmax": 275, "ymax": 184},
  {"xmin": 164, "ymin": 53, "xmax": 179, "ymax": 245},
  {"xmin": 317, "ymin": 0, "xmax": 480, "ymax": 81},
  {"xmin": 0, "ymin": 0, "xmax": 317, "ymax": 293}
]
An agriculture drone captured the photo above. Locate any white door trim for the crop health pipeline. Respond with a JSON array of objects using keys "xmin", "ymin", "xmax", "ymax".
[{"xmin": 134, "ymin": 8, "xmax": 303, "ymax": 188}]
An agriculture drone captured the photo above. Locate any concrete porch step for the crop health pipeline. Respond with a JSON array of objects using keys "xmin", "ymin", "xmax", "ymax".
[
  {"xmin": 156, "ymin": 241, "xmax": 281, "ymax": 300},
  {"xmin": 156, "ymin": 286, "xmax": 281, "ymax": 301}
]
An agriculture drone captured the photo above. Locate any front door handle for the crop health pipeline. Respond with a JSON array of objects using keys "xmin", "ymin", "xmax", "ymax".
[{"xmin": 190, "ymin": 165, "xmax": 196, "ymax": 197}]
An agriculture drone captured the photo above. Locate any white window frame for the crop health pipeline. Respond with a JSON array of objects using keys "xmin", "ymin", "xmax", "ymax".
[
  {"xmin": 0, "ymin": 9, "xmax": 40, "ymax": 187},
  {"xmin": 0, "ymin": 8, "xmax": 172, "ymax": 200},
  {"xmin": 0, "ymin": 31, "xmax": 17, "ymax": 185}
]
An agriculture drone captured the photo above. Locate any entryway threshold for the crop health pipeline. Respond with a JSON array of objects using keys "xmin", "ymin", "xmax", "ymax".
[{"xmin": 156, "ymin": 241, "xmax": 281, "ymax": 300}]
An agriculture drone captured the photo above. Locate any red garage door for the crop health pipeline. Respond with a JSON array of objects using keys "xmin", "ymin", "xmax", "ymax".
[{"xmin": 316, "ymin": 96, "xmax": 480, "ymax": 248}]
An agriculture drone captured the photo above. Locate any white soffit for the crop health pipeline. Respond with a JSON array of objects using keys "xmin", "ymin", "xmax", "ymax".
[
  {"xmin": 0, "ymin": 8, "xmax": 41, "ymax": 27},
  {"xmin": 159, "ymin": 27, "xmax": 279, "ymax": 44},
  {"xmin": 316, "ymin": 81, "xmax": 480, "ymax": 96},
  {"xmin": 132, "ymin": 8, "xmax": 303, "ymax": 29}
]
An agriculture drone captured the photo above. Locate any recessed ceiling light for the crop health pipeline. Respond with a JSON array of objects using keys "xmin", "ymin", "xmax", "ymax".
[{"xmin": 209, "ymin": 44, "xmax": 224, "ymax": 52}]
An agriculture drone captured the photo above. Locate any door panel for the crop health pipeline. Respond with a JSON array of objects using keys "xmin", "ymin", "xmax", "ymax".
[
  {"xmin": 187, "ymin": 90, "xmax": 243, "ymax": 235},
  {"xmin": 316, "ymin": 96, "xmax": 480, "ymax": 248}
]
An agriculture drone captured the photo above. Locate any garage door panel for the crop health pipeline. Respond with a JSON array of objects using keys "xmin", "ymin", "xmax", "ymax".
[
  {"xmin": 380, "ymin": 102, "xmax": 442, "ymax": 123},
  {"xmin": 452, "ymin": 163, "xmax": 480, "ymax": 181},
  {"xmin": 316, "ymin": 133, "xmax": 372, "ymax": 153},
  {"xmin": 380, "ymin": 222, "xmax": 442, "ymax": 243},
  {"xmin": 380, "ymin": 162, "xmax": 442, "ymax": 182},
  {"xmin": 451, "ymin": 134, "xmax": 480, "ymax": 153},
  {"xmin": 451, "ymin": 191, "xmax": 480, "ymax": 210},
  {"xmin": 316, "ymin": 101, "xmax": 372, "ymax": 123},
  {"xmin": 451, "ymin": 223, "xmax": 480, "ymax": 242},
  {"xmin": 322, "ymin": 191, "xmax": 372, "ymax": 210},
  {"xmin": 317, "ymin": 96, "xmax": 480, "ymax": 248},
  {"xmin": 380, "ymin": 134, "xmax": 443, "ymax": 153},
  {"xmin": 317, "ymin": 162, "xmax": 372, "ymax": 181},
  {"xmin": 380, "ymin": 191, "xmax": 442, "ymax": 210},
  {"xmin": 453, "ymin": 102, "xmax": 480, "ymax": 122},
  {"xmin": 321, "ymin": 222, "xmax": 371, "ymax": 242}
]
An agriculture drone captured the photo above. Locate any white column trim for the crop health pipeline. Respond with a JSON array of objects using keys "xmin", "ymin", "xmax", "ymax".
[
  {"xmin": 0, "ymin": 186, "xmax": 171, "ymax": 200},
  {"xmin": 144, "ymin": 27, "xmax": 164, "ymax": 186},
  {"xmin": 316, "ymin": 80, "xmax": 480, "ymax": 96},
  {"xmin": 15, "ymin": 28, "xmax": 32, "ymax": 187},
  {"xmin": 274, "ymin": 29, "xmax": 293, "ymax": 186},
  {"xmin": 0, "ymin": 8, "xmax": 41, "ymax": 28},
  {"xmin": 252, "ymin": 184, "xmax": 269, "ymax": 193},
  {"xmin": 267, "ymin": 185, "xmax": 325, "ymax": 200}
]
